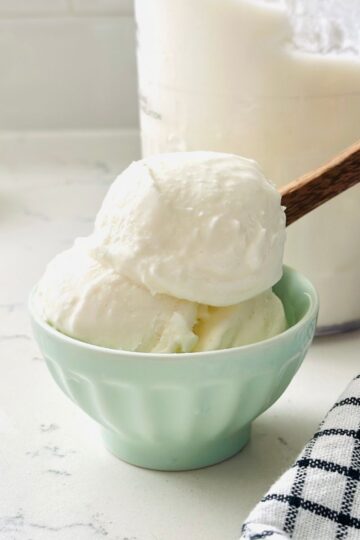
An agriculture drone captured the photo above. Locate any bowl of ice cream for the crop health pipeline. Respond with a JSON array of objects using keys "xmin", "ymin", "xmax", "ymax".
[
  {"xmin": 29, "ymin": 265, "xmax": 317, "ymax": 471},
  {"xmin": 30, "ymin": 152, "xmax": 318, "ymax": 470}
]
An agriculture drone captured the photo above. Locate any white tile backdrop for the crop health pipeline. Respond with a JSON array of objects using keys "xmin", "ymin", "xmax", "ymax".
[
  {"xmin": 0, "ymin": 0, "xmax": 138, "ymax": 130},
  {"xmin": 71, "ymin": 0, "xmax": 133, "ymax": 15},
  {"xmin": 0, "ymin": 0, "xmax": 70, "ymax": 15}
]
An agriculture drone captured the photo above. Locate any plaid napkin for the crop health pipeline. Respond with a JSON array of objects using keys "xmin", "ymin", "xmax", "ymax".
[{"xmin": 241, "ymin": 374, "xmax": 360, "ymax": 540}]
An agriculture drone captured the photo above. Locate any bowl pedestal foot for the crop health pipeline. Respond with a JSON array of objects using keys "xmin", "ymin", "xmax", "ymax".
[{"xmin": 101, "ymin": 423, "xmax": 251, "ymax": 471}]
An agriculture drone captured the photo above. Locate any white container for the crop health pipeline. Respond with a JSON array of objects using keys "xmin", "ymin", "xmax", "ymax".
[{"xmin": 134, "ymin": 0, "xmax": 360, "ymax": 333}]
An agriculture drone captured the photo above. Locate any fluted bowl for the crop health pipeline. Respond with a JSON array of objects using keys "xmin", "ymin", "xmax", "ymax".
[{"xmin": 30, "ymin": 266, "xmax": 318, "ymax": 471}]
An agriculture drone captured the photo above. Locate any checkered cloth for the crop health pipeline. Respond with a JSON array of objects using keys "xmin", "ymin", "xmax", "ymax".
[{"xmin": 241, "ymin": 374, "xmax": 360, "ymax": 540}]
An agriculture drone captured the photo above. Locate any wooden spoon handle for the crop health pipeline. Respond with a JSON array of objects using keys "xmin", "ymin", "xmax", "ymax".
[{"xmin": 280, "ymin": 140, "xmax": 360, "ymax": 226}]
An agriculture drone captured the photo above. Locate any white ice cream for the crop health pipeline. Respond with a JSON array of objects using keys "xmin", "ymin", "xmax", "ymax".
[
  {"xmin": 35, "ymin": 240, "xmax": 198, "ymax": 353},
  {"xmin": 35, "ymin": 153, "xmax": 287, "ymax": 353},
  {"xmin": 93, "ymin": 152, "xmax": 286, "ymax": 307},
  {"xmin": 194, "ymin": 289, "xmax": 287, "ymax": 352}
]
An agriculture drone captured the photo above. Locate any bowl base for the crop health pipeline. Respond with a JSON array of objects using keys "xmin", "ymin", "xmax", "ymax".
[{"xmin": 101, "ymin": 424, "xmax": 251, "ymax": 471}]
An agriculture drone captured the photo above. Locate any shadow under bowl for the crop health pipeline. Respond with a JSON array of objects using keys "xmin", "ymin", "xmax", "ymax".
[{"xmin": 29, "ymin": 266, "xmax": 318, "ymax": 471}]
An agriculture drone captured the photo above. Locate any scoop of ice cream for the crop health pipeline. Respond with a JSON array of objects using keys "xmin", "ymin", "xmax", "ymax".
[
  {"xmin": 194, "ymin": 290, "xmax": 287, "ymax": 352},
  {"xmin": 92, "ymin": 152, "xmax": 286, "ymax": 306},
  {"xmin": 35, "ymin": 239, "xmax": 198, "ymax": 353},
  {"xmin": 35, "ymin": 238, "xmax": 287, "ymax": 352},
  {"xmin": 34, "ymin": 151, "xmax": 288, "ymax": 353}
]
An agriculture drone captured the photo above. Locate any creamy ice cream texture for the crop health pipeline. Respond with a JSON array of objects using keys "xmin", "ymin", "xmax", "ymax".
[
  {"xmin": 35, "ymin": 239, "xmax": 199, "ymax": 353},
  {"xmin": 35, "ymin": 152, "xmax": 287, "ymax": 353},
  {"xmin": 93, "ymin": 152, "xmax": 285, "ymax": 306}
]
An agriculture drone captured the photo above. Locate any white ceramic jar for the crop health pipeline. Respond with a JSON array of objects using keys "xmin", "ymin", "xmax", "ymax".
[{"xmin": 134, "ymin": 0, "xmax": 360, "ymax": 333}]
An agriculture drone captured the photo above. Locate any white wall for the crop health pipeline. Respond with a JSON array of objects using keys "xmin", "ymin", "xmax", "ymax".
[{"xmin": 0, "ymin": 0, "xmax": 138, "ymax": 130}]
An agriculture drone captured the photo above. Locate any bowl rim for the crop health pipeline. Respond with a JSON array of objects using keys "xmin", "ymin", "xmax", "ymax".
[{"xmin": 29, "ymin": 265, "xmax": 319, "ymax": 361}]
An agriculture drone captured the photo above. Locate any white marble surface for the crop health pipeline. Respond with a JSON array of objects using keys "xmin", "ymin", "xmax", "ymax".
[{"xmin": 0, "ymin": 131, "xmax": 359, "ymax": 540}]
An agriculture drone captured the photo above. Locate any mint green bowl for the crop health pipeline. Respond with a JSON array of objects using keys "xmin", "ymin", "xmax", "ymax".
[{"xmin": 30, "ymin": 266, "xmax": 318, "ymax": 471}]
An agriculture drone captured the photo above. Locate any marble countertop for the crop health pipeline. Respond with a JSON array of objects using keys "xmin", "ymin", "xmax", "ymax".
[{"xmin": 0, "ymin": 131, "xmax": 359, "ymax": 540}]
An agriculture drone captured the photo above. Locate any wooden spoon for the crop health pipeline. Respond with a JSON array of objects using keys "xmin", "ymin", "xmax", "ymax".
[{"xmin": 280, "ymin": 140, "xmax": 360, "ymax": 226}]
